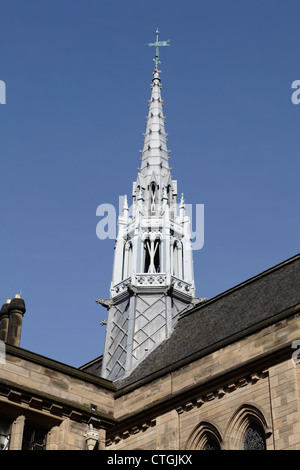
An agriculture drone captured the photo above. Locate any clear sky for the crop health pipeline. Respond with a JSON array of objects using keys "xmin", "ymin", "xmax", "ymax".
[{"xmin": 1, "ymin": 0, "xmax": 299, "ymax": 368}]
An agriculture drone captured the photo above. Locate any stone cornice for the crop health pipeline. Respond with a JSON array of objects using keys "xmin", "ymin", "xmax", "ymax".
[
  {"xmin": 0, "ymin": 375, "xmax": 116, "ymax": 429},
  {"xmin": 107, "ymin": 344, "xmax": 292, "ymax": 444},
  {"xmin": 4, "ymin": 343, "xmax": 116, "ymax": 391}
]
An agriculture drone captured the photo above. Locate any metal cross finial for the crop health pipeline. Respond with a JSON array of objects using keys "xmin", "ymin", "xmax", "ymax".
[{"xmin": 146, "ymin": 28, "xmax": 170, "ymax": 70}]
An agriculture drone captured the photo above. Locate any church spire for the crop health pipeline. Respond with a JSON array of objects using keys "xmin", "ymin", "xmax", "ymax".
[
  {"xmin": 135, "ymin": 32, "xmax": 175, "ymax": 219},
  {"xmin": 139, "ymin": 69, "xmax": 170, "ymax": 178},
  {"xmin": 140, "ymin": 29, "xmax": 171, "ymax": 179},
  {"xmin": 100, "ymin": 32, "xmax": 198, "ymax": 382}
]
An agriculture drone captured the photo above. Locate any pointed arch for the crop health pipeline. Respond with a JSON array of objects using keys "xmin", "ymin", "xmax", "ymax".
[
  {"xmin": 225, "ymin": 404, "xmax": 272, "ymax": 450},
  {"xmin": 123, "ymin": 241, "xmax": 133, "ymax": 279},
  {"xmin": 150, "ymin": 182, "xmax": 157, "ymax": 213},
  {"xmin": 185, "ymin": 421, "xmax": 223, "ymax": 450},
  {"xmin": 147, "ymin": 172, "xmax": 160, "ymax": 214},
  {"xmin": 142, "ymin": 233, "xmax": 162, "ymax": 274},
  {"xmin": 172, "ymin": 239, "xmax": 183, "ymax": 278}
]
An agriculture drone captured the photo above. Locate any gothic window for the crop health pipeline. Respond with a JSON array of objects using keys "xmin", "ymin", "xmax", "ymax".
[
  {"xmin": 123, "ymin": 242, "xmax": 132, "ymax": 279},
  {"xmin": 173, "ymin": 240, "xmax": 183, "ymax": 278},
  {"xmin": 0, "ymin": 418, "xmax": 11, "ymax": 450},
  {"xmin": 150, "ymin": 183, "xmax": 157, "ymax": 213},
  {"xmin": 144, "ymin": 238, "xmax": 160, "ymax": 273},
  {"xmin": 22, "ymin": 425, "xmax": 47, "ymax": 450},
  {"xmin": 243, "ymin": 422, "xmax": 266, "ymax": 450},
  {"xmin": 203, "ymin": 438, "xmax": 221, "ymax": 450},
  {"xmin": 226, "ymin": 405, "xmax": 269, "ymax": 450},
  {"xmin": 127, "ymin": 242, "xmax": 132, "ymax": 278},
  {"xmin": 153, "ymin": 239, "xmax": 160, "ymax": 272},
  {"xmin": 185, "ymin": 422, "xmax": 222, "ymax": 450},
  {"xmin": 144, "ymin": 240, "xmax": 151, "ymax": 273}
]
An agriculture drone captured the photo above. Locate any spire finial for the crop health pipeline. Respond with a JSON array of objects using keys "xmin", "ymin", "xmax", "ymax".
[{"xmin": 146, "ymin": 28, "xmax": 170, "ymax": 70}]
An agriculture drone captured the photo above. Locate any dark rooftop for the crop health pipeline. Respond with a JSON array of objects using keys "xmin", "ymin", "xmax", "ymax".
[{"xmin": 116, "ymin": 253, "xmax": 300, "ymax": 390}]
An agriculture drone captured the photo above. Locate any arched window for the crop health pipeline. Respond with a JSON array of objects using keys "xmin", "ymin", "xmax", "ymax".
[
  {"xmin": 226, "ymin": 404, "xmax": 270, "ymax": 450},
  {"xmin": 153, "ymin": 239, "xmax": 160, "ymax": 272},
  {"xmin": 143, "ymin": 236, "xmax": 160, "ymax": 273},
  {"xmin": 123, "ymin": 241, "xmax": 132, "ymax": 279},
  {"xmin": 202, "ymin": 436, "xmax": 221, "ymax": 451},
  {"xmin": 185, "ymin": 422, "xmax": 222, "ymax": 450},
  {"xmin": 150, "ymin": 183, "xmax": 156, "ymax": 213},
  {"xmin": 144, "ymin": 239, "xmax": 151, "ymax": 273},
  {"xmin": 243, "ymin": 422, "xmax": 266, "ymax": 450},
  {"xmin": 173, "ymin": 240, "xmax": 183, "ymax": 278}
]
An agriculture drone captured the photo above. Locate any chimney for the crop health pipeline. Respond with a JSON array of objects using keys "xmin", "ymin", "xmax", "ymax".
[
  {"xmin": 6, "ymin": 295, "xmax": 26, "ymax": 347},
  {"xmin": 0, "ymin": 300, "xmax": 11, "ymax": 342}
]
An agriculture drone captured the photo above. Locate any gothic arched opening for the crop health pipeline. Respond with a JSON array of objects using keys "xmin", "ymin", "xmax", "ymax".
[
  {"xmin": 144, "ymin": 240, "xmax": 151, "ymax": 273},
  {"xmin": 150, "ymin": 183, "xmax": 156, "ymax": 213},
  {"xmin": 153, "ymin": 239, "xmax": 160, "ymax": 272},
  {"xmin": 143, "ymin": 237, "xmax": 160, "ymax": 273},
  {"xmin": 243, "ymin": 422, "xmax": 266, "ymax": 450},
  {"xmin": 185, "ymin": 421, "xmax": 223, "ymax": 450},
  {"xmin": 226, "ymin": 404, "xmax": 271, "ymax": 450}
]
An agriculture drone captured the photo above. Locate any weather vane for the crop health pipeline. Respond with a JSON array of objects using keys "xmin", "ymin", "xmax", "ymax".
[{"xmin": 146, "ymin": 28, "xmax": 170, "ymax": 70}]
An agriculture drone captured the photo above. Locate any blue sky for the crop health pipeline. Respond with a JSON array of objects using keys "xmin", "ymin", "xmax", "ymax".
[{"xmin": 1, "ymin": 0, "xmax": 299, "ymax": 367}]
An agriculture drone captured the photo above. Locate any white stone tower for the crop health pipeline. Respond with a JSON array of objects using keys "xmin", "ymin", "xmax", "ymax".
[{"xmin": 99, "ymin": 34, "xmax": 200, "ymax": 381}]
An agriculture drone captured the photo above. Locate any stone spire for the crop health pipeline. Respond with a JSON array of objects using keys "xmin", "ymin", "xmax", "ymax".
[
  {"xmin": 134, "ymin": 68, "xmax": 176, "ymax": 221},
  {"xmin": 139, "ymin": 69, "xmax": 170, "ymax": 179},
  {"xmin": 99, "ymin": 34, "xmax": 199, "ymax": 382}
]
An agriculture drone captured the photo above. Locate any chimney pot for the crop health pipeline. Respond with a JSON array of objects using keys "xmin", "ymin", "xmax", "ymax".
[
  {"xmin": 0, "ymin": 303, "xmax": 9, "ymax": 343},
  {"xmin": 6, "ymin": 298, "xmax": 26, "ymax": 346}
]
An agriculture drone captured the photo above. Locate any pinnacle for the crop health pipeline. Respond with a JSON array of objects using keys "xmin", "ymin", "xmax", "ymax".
[{"xmin": 139, "ymin": 71, "xmax": 170, "ymax": 179}]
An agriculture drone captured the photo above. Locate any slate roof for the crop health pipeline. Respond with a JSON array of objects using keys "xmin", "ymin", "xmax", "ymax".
[{"xmin": 116, "ymin": 253, "xmax": 300, "ymax": 390}]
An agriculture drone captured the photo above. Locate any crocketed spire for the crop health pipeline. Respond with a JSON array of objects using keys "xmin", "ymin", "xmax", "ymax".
[
  {"xmin": 134, "ymin": 68, "xmax": 175, "ymax": 218},
  {"xmin": 140, "ymin": 69, "xmax": 170, "ymax": 178},
  {"xmin": 100, "ymin": 31, "xmax": 197, "ymax": 382}
]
